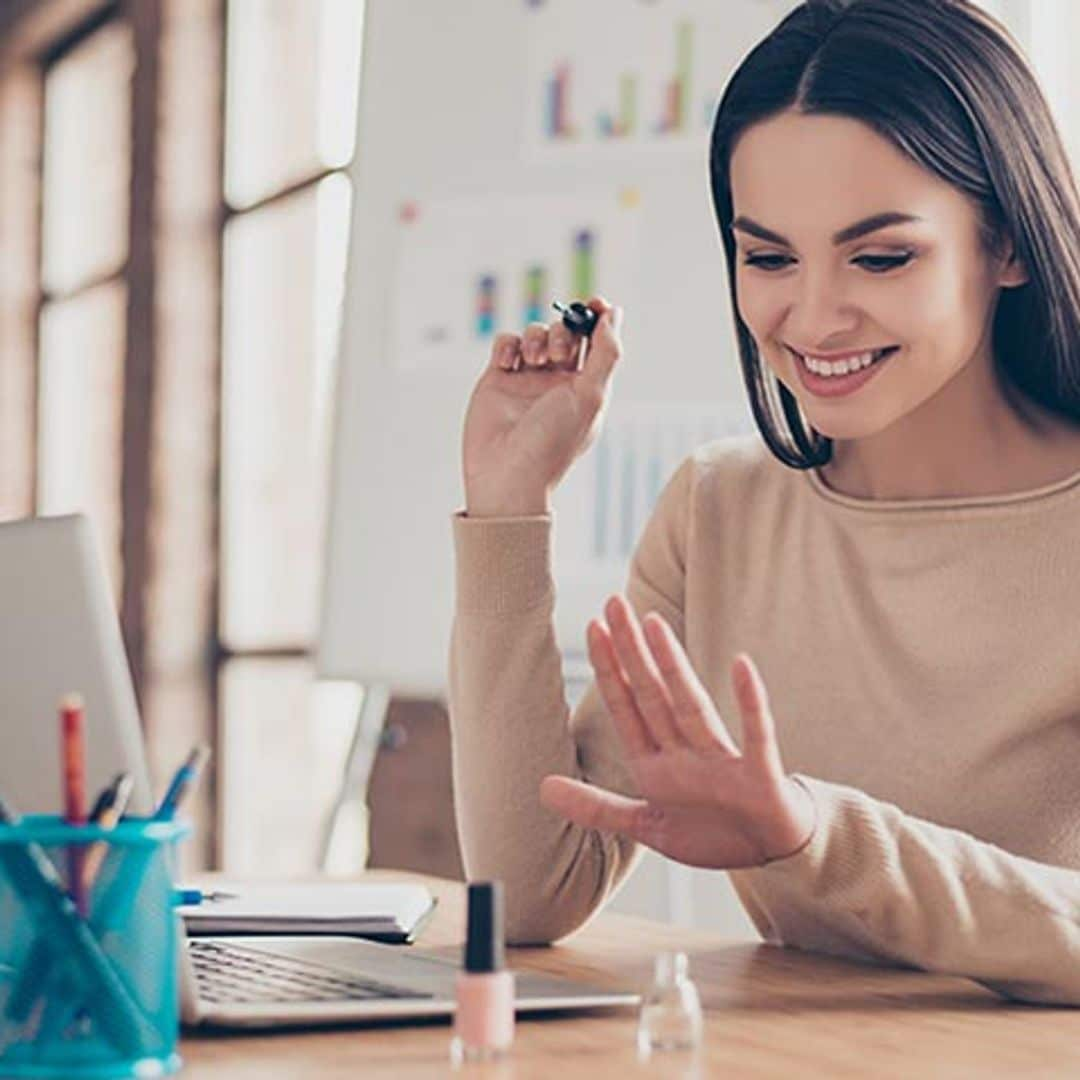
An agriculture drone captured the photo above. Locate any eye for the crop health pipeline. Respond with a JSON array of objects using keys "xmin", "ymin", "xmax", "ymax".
[
  {"xmin": 740, "ymin": 252, "xmax": 915, "ymax": 273},
  {"xmin": 741, "ymin": 254, "xmax": 791, "ymax": 271},
  {"xmin": 855, "ymin": 253, "xmax": 915, "ymax": 273}
]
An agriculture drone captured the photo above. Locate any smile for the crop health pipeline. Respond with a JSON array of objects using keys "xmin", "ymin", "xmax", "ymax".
[{"xmin": 789, "ymin": 345, "xmax": 899, "ymax": 398}]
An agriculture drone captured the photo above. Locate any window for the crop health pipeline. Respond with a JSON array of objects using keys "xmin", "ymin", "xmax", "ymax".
[
  {"xmin": 217, "ymin": 0, "xmax": 364, "ymax": 875},
  {"xmin": 0, "ymin": 0, "xmax": 364, "ymax": 873},
  {"xmin": 37, "ymin": 15, "xmax": 134, "ymax": 600}
]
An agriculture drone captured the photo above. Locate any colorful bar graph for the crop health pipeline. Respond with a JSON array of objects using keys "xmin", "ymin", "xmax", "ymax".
[
  {"xmin": 531, "ymin": 8, "xmax": 721, "ymax": 150},
  {"xmin": 675, "ymin": 20, "xmax": 691, "ymax": 132},
  {"xmin": 618, "ymin": 73, "xmax": 637, "ymax": 137},
  {"xmin": 593, "ymin": 436, "xmax": 610, "ymax": 561},
  {"xmin": 474, "ymin": 274, "xmax": 497, "ymax": 338},
  {"xmin": 654, "ymin": 19, "xmax": 693, "ymax": 134},
  {"xmin": 547, "ymin": 62, "xmax": 575, "ymax": 138},
  {"xmin": 572, "ymin": 229, "xmax": 594, "ymax": 300},
  {"xmin": 524, "ymin": 264, "xmax": 547, "ymax": 323},
  {"xmin": 619, "ymin": 438, "xmax": 637, "ymax": 558}
]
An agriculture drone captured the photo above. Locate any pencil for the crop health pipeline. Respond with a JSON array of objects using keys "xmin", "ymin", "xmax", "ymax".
[
  {"xmin": 81, "ymin": 772, "xmax": 135, "ymax": 894},
  {"xmin": 60, "ymin": 693, "xmax": 88, "ymax": 916}
]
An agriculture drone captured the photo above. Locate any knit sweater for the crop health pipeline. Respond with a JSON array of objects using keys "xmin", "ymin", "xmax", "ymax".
[{"xmin": 448, "ymin": 433, "xmax": 1080, "ymax": 1004}]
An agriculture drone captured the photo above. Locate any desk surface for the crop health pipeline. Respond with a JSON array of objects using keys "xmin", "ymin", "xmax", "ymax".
[{"xmin": 182, "ymin": 871, "xmax": 1079, "ymax": 1078}]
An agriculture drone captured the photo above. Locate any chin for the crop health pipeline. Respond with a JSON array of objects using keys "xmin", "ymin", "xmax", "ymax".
[{"xmin": 798, "ymin": 407, "xmax": 892, "ymax": 441}]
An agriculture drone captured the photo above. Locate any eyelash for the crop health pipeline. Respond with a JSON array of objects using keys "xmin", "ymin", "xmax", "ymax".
[{"xmin": 741, "ymin": 252, "xmax": 916, "ymax": 274}]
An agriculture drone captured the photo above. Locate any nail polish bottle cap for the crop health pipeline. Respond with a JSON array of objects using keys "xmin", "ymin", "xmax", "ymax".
[{"xmin": 464, "ymin": 881, "xmax": 505, "ymax": 973}]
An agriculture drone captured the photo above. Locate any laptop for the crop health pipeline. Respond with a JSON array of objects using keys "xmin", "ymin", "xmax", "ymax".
[{"xmin": 0, "ymin": 514, "xmax": 639, "ymax": 1028}]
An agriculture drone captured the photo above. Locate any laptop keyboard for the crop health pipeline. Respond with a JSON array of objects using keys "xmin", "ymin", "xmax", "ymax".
[{"xmin": 189, "ymin": 939, "xmax": 434, "ymax": 1005}]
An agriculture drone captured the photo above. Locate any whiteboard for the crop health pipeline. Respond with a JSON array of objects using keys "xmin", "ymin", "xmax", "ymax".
[{"xmin": 317, "ymin": 0, "xmax": 801, "ymax": 696}]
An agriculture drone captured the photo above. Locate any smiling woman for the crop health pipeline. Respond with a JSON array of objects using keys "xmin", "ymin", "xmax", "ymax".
[
  {"xmin": 449, "ymin": 0, "xmax": 1080, "ymax": 1010},
  {"xmin": 710, "ymin": 0, "xmax": 1080, "ymax": 492}
]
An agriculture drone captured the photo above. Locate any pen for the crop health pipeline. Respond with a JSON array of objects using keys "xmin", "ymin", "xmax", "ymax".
[
  {"xmin": 153, "ymin": 743, "xmax": 210, "ymax": 821},
  {"xmin": 175, "ymin": 888, "xmax": 239, "ymax": 906},
  {"xmin": 81, "ymin": 772, "xmax": 134, "ymax": 892},
  {"xmin": 60, "ymin": 693, "xmax": 88, "ymax": 915}
]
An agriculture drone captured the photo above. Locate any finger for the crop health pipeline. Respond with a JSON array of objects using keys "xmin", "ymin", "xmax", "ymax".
[
  {"xmin": 605, "ymin": 595, "xmax": 683, "ymax": 747},
  {"xmin": 490, "ymin": 332, "xmax": 522, "ymax": 372},
  {"xmin": 520, "ymin": 322, "xmax": 550, "ymax": 368},
  {"xmin": 642, "ymin": 613, "xmax": 740, "ymax": 754},
  {"xmin": 578, "ymin": 297, "xmax": 623, "ymax": 395},
  {"xmin": 732, "ymin": 653, "xmax": 782, "ymax": 772},
  {"xmin": 587, "ymin": 620, "xmax": 656, "ymax": 755},
  {"xmin": 547, "ymin": 320, "xmax": 583, "ymax": 372},
  {"xmin": 539, "ymin": 775, "xmax": 656, "ymax": 841}
]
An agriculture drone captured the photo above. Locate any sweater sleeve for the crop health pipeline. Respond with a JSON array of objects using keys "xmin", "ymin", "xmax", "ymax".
[
  {"xmin": 730, "ymin": 773, "xmax": 1080, "ymax": 1005},
  {"xmin": 447, "ymin": 457, "xmax": 695, "ymax": 944}
]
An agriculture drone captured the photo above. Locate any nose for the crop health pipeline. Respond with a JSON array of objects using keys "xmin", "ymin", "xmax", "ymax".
[{"xmin": 785, "ymin": 266, "xmax": 860, "ymax": 350}]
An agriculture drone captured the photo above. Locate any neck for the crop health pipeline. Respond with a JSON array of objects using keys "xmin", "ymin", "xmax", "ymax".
[{"xmin": 817, "ymin": 353, "xmax": 1080, "ymax": 501}]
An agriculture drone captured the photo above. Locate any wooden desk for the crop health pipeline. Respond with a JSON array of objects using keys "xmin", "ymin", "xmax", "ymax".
[{"xmin": 181, "ymin": 871, "xmax": 1080, "ymax": 1077}]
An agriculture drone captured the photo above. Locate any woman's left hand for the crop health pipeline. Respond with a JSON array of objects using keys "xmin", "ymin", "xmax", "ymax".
[{"xmin": 540, "ymin": 594, "xmax": 816, "ymax": 869}]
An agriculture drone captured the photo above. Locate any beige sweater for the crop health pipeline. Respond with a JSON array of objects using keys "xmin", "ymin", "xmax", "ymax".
[{"xmin": 448, "ymin": 434, "xmax": 1080, "ymax": 1004}]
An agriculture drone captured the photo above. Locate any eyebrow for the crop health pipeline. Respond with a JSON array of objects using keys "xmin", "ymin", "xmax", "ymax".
[{"xmin": 730, "ymin": 211, "xmax": 926, "ymax": 247}]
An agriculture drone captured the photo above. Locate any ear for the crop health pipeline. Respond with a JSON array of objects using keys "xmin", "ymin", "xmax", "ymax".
[{"xmin": 996, "ymin": 239, "xmax": 1029, "ymax": 288}]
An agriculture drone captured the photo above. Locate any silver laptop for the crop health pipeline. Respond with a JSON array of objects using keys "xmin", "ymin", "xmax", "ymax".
[{"xmin": 0, "ymin": 513, "xmax": 639, "ymax": 1028}]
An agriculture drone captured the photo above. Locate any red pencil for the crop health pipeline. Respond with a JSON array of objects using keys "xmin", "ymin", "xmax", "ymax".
[{"xmin": 60, "ymin": 692, "xmax": 88, "ymax": 916}]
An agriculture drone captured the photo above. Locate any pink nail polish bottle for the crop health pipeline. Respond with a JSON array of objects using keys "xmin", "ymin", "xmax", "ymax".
[{"xmin": 451, "ymin": 881, "xmax": 515, "ymax": 1064}]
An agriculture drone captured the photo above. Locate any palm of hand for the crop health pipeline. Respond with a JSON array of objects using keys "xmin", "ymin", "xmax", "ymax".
[
  {"xmin": 540, "ymin": 595, "xmax": 816, "ymax": 871},
  {"xmin": 624, "ymin": 745, "xmax": 798, "ymax": 869}
]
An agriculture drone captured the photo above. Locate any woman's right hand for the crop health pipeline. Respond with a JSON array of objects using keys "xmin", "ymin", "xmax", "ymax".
[{"xmin": 461, "ymin": 296, "xmax": 624, "ymax": 517}]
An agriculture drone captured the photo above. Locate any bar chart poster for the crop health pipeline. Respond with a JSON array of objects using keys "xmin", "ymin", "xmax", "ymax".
[
  {"xmin": 390, "ymin": 189, "xmax": 642, "ymax": 377},
  {"xmin": 523, "ymin": 0, "xmax": 773, "ymax": 157},
  {"xmin": 551, "ymin": 401, "xmax": 756, "ymax": 649}
]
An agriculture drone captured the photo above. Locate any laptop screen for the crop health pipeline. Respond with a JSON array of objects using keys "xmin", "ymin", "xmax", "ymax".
[{"xmin": 0, "ymin": 515, "xmax": 153, "ymax": 817}]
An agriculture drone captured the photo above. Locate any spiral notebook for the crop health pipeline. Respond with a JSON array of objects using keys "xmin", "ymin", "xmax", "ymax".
[{"xmin": 178, "ymin": 883, "xmax": 437, "ymax": 944}]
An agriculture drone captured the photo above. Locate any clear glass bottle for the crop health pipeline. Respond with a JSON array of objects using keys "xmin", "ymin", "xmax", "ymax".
[{"xmin": 637, "ymin": 951, "xmax": 704, "ymax": 1057}]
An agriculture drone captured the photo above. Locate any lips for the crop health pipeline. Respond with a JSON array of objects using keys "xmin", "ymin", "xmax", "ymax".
[{"xmin": 790, "ymin": 344, "xmax": 899, "ymax": 398}]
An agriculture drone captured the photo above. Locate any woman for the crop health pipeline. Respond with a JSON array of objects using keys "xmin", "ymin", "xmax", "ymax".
[{"xmin": 449, "ymin": 0, "xmax": 1080, "ymax": 1004}]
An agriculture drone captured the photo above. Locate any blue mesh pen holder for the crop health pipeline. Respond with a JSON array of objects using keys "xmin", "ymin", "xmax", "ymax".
[{"xmin": 0, "ymin": 815, "xmax": 191, "ymax": 1079}]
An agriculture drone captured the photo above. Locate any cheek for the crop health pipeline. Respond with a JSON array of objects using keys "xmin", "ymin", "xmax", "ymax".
[
  {"xmin": 734, "ymin": 268, "xmax": 767, "ymax": 321},
  {"xmin": 734, "ymin": 274, "xmax": 779, "ymax": 343}
]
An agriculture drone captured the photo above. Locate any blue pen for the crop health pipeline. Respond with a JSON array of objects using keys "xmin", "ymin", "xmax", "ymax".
[
  {"xmin": 175, "ymin": 887, "xmax": 237, "ymax": 906},
  {"xmin": 154, "ymin": 744, "xmax": 210, "ymax": 821}
]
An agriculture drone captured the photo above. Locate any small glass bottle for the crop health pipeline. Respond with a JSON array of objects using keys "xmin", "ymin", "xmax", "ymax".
[
  {"xmin": 637, "ymin": 951, "xmax": 704, "ymax": 1057},
  {"xmin": 450, "ymin": 881, "xmax": 515, "ymax": 1065}
]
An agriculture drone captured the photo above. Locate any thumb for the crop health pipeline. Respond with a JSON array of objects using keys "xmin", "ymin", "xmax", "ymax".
[{"xmin": 579, "ymin": 302, "xmax": 624, "ymax": 394}]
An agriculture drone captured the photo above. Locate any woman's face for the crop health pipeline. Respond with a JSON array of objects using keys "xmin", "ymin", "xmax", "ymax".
[{"xmin": 728, "ymin": 110, "xmax": 1025, "ymax": 441}]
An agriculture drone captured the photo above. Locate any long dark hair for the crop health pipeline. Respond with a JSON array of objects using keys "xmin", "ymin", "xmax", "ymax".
[{"xmin": 709, "ymin": 0, "xmax": 1080, "ymax": 469}]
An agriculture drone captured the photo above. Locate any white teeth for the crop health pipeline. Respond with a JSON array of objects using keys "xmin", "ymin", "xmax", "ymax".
[{"xmin": 798, "ymin": 348, "xmax": 891, "ymax": 377}]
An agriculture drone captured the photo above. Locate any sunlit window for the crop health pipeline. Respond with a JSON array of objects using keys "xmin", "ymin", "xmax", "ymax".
[
  {"xmin": 218, "ymin": 0, "xmax": 364, "ymax": 874},
  {"xmin": 224, "ymin": 0, "xmax": 363, "ymax": 208},
  {"xmin": 220, "ymin": 175, "xmax": 351, "ymax": 650},
  {"xmin": 41, "ymin": 21, "xmax": 132, "ymax": 296},
  {"xmin": 37, "ymin": 19, "xmax": 134, "ymax": 602}
]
